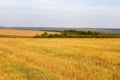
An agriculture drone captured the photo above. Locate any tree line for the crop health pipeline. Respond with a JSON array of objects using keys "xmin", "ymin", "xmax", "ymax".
[{"xmin": 33, "ymin": 30, "xmax": 120, "ymax": 38}]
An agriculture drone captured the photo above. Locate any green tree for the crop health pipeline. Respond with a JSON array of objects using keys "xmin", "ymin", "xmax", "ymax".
[{"xmin": 41, "ymin": 32, "xmax": 49, "ymax": 38}]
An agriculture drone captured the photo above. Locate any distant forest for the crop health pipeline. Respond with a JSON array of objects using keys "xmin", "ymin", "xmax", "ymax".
[{"xmin": 34, "ymin": 30, "xmax": 120, "ymax": 38}]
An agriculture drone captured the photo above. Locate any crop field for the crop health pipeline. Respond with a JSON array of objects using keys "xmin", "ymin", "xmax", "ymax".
[
  {"xmin": 0, "ymin": 29, "xmax": 58, "ymax": 36},
  {"xmin": 0, "ymin": 38, "xmax": 120, "ymax": 80}
]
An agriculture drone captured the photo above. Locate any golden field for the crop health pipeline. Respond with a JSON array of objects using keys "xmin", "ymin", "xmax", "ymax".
[
  {"xmin": 0, "ymin": 38, "xmax": 120, "ymax": 80},
  {"xmin": 0, "ymin": 29, "xmax": 58, "ymax": 36}
]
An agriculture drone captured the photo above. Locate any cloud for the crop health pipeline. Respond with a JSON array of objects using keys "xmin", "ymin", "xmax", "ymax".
[
  {"xmin": 32, "ymin": 0, "xmax": 51, "ymax": 4},
  {"xmin": 0, "ymin": 0, "xmax": 120, "ymax": 28},
  {"xmin": 0, "ymin": 0, "xmax": 15, "ymax": 6}
]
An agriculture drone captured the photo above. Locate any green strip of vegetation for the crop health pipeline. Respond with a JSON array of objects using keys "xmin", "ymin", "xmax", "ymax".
[{"xmin": 33, "ymin": 30, "xmax": 120, "ymax": 38}]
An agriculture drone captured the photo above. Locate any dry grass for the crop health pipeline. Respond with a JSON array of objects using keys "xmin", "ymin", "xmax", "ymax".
[
  {"xmin": 0, "ymin": 38, "xmax": 120, "ymax": 80},
  {"xmin": 0, "ymin": 29, "xmax": 58, "ymax": 36}
]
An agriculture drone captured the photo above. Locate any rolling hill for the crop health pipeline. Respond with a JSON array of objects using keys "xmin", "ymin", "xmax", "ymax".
[
  {"xmin": 1, "ymin": 27, "xmax": 120, "ymax": 35},
  {"xmin": 0, "ymin": 29, "xmax": 58, "ymax": 37}
]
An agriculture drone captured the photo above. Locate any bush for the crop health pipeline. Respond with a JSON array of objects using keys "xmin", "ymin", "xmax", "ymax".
[
  {"xmin": 33, "ymin": 34, "xmax": 41, "ymax": 38},
  {"xmin": 33, "ymin": 30, "xmax": 119, "ymax": 38},
  {"xmin": 41, "ymin": 32, "xmax": 49, "ymax": 38}
]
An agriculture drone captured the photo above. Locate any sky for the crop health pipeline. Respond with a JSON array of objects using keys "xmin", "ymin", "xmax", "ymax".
[{"xmin": 0, "ymin": 0, "xmax": 120, "ymax": 28}]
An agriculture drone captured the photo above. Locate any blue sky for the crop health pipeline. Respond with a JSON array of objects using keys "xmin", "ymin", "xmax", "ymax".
[{"xmin": 0, "ymin": 0, "xmax": 120, "ymax": 28}]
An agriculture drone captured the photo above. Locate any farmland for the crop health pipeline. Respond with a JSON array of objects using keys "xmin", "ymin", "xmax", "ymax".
[
  {"xmin": 0, "ymin": 38, "xmax": 120, "ymax": 80},
  {"xmin": 0, "ymin": 29, "xmax": 58, "ymax": 37}
]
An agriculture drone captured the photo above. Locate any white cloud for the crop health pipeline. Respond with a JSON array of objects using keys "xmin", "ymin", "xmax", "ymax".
[
  {"xmin": 0, "ymin": 0, "xmax": 120, "ymax": 28},
  {"xmin": 32, "ymin": 0, "xmax": 50, "ymax": 4},
  {"xmin": 0, "ymin": 0, "xmax": 16, "ymax": 6}
]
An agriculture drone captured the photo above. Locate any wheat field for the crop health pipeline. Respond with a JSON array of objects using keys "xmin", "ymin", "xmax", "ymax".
[
  {"xmin": 0, "ymin": 38, "xmax": 120, "ymax": 80},
  {"xmin": 0, "ymin": 29, "xmax": 58, "ymax": 36}
]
